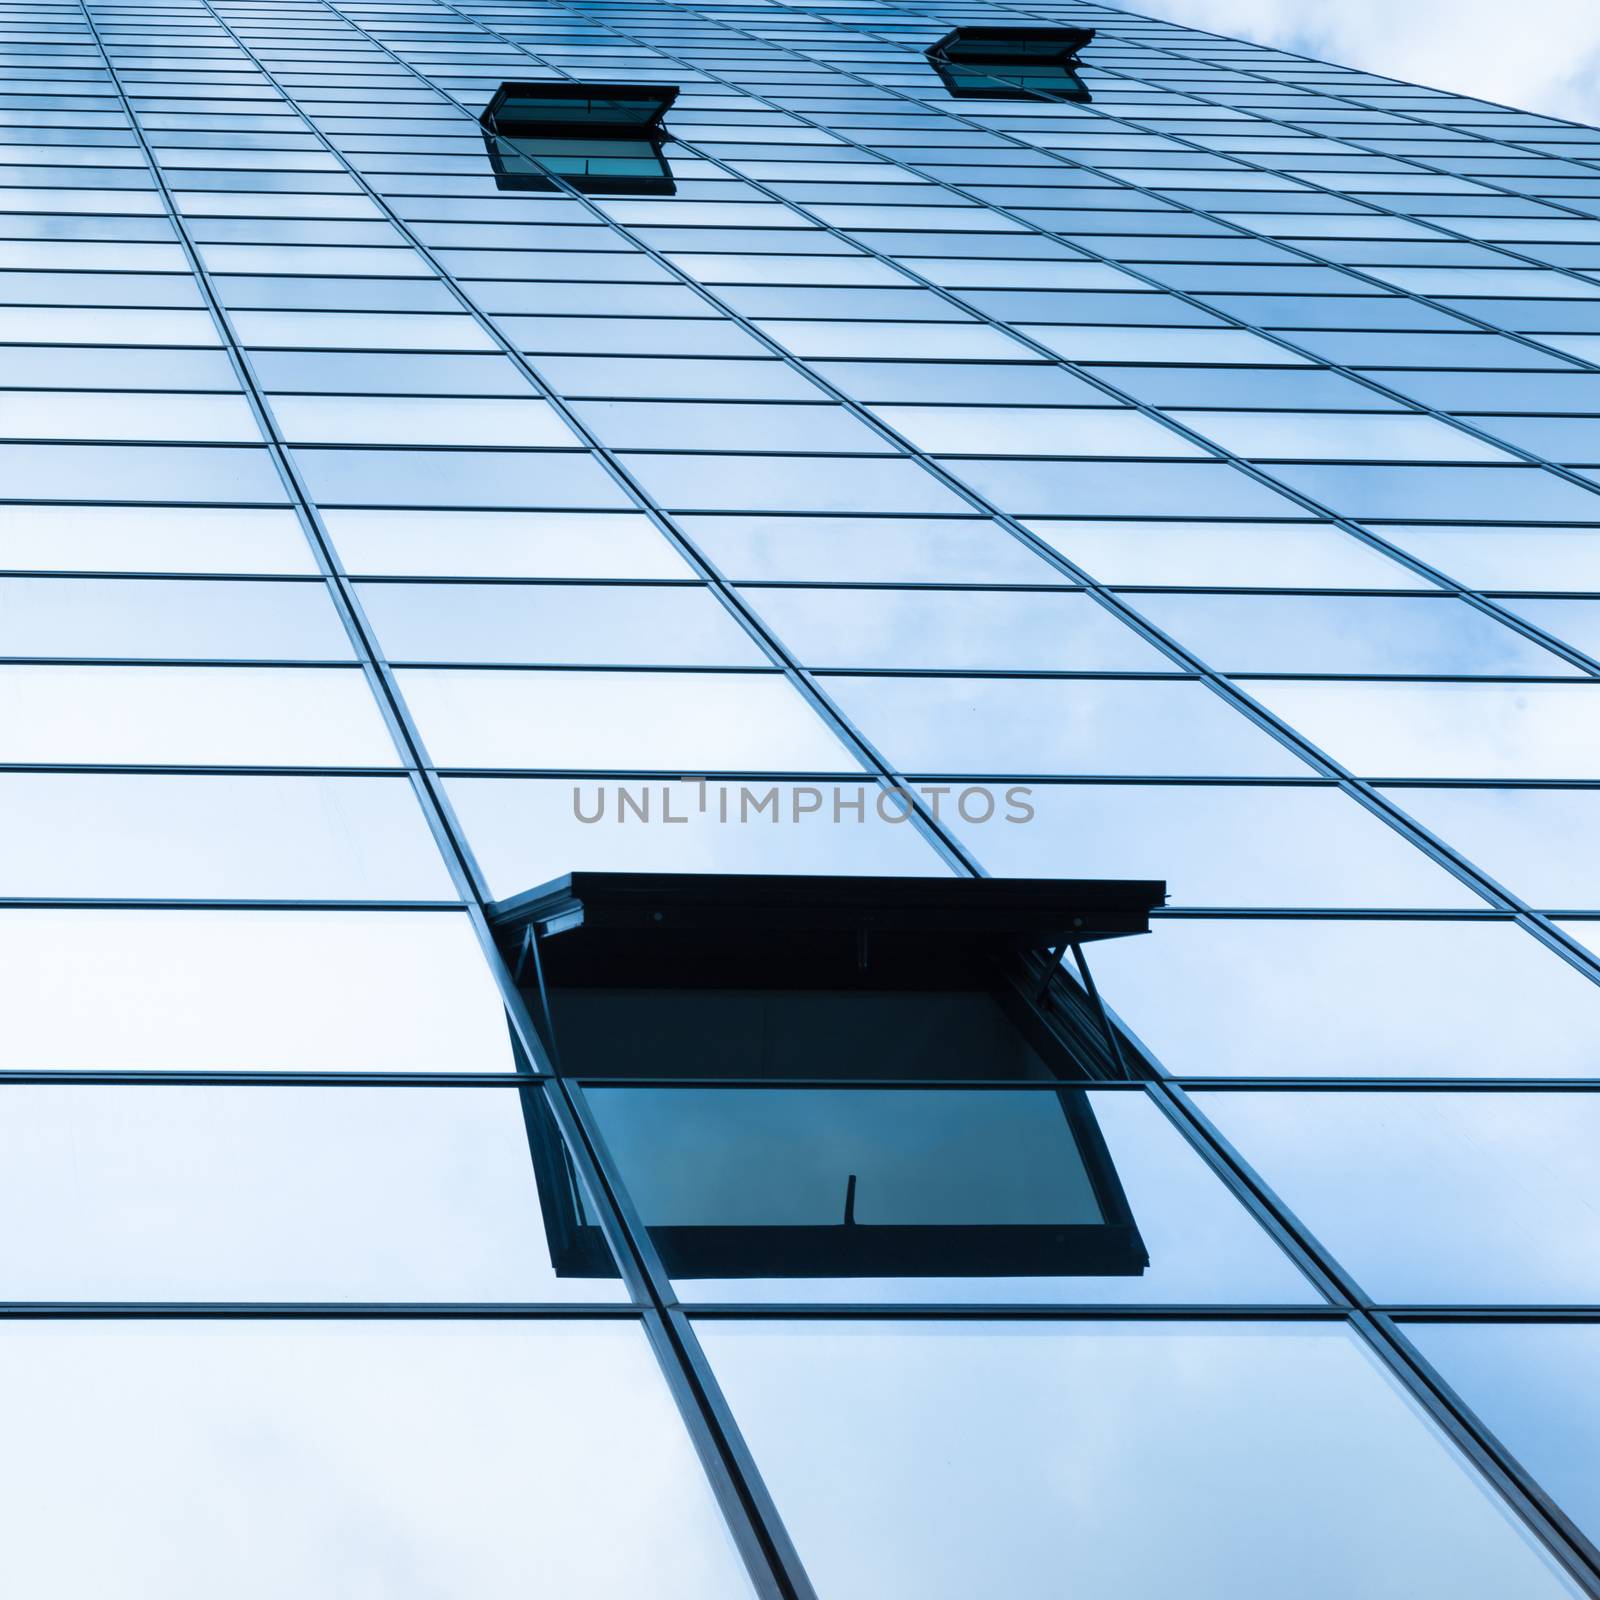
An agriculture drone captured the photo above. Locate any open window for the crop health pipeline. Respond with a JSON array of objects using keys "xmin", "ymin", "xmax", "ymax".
[
  {"xmin": 926, "ymin": 26, "xmax": 1095, "ymax": 103},
  {"xmin": 495, "ymin": 873, "xmax": 1164, "ymax": 1286},
  {"xmin": 480, "ymin": 81, "xmax": 679, "ymax": 195}
]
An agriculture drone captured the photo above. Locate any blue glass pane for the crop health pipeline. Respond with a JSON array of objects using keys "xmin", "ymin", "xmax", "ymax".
[{"xmin": 701, "ymin": 1320, "xmax": 1581, "ymax": 1600}]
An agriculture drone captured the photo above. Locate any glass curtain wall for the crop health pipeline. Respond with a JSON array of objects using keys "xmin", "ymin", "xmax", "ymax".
[{"xmin": 3, "ymin": 0, "xmax": 1600, "ymax": 1592}]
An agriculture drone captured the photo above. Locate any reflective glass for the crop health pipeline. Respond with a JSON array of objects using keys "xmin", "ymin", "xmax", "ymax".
[
  {"xmin": 1506, "ymin": 599, "xmax": 1600, "ymax": 661},
  {"xmin": 0, "ymin": 909, "xmax": 514, "ymax": 1073},
  {"xmin": 0, "ymin": 507, "xmax": 316, "ymax": 576},
  {"xmin": 620, "ymin": 452, "xmax": 972, "ymax": 514},
  {"xmin": 0, "ymin": 578, "xmax": 353, "ymax": 661},
  {"xmin": 0, "ymin": 443, "xmax": 284, "ymax": 502},
  {"xmin": 1088, "ymin": 918, "xmax": 1600, "ymax": 1078},
  {"xmin": 960, "ymin": 782, "xmax": 1477, "ymax": 907},
  {"xmin": 700, "ymin": 1320, "xmax": 1580, "ymax": 1600},
  {"xmin": 588, "ymin": 1085, "xmax": 1315, "ymax": 1305},
  {"xmin": 397, "ymin": 668, "xmax": 861, "ymax": 771},
  {"xmin": 10, "ymin": 0, "xmax": 1600, "ymax": 1577},
  {"xmin": 1130, "ymin": 593, "xmax": 1572, "ymax": 675},
  {"xmin": 1379, "ymin": 527, "xmax": 1600, "ymax": 592},
  {"xmin": 0, "ymin": 1085, "xmax": 624, "ymax": 1301},
  {"xmin": 870, "ymin": 405, "xmax": 1206, "ymax": 457},
  {"xmin": 291, "ymin": 446, "xmax": 631, "ymax": 509},
  {"xmin": 572, "ymin": 400, "xmax": 890, "ymax": 452},
  {"xmin": 325, "ymin": 510, "xmax": 689, "ymax": 579},
  {"xmin": 940, "ymin": 458, "xmax": 1301, "ymax": 517},
  {"xmin": 1266, "ymin": 464, "xmax": 1600, "ymax": 521},
  {"xmin": 688, "ymin": 515, "xmax": 1055, "ymax": 583},
  {"xmin": 1106, "ymin": 365, "xmax": 1405, "ymax": 408},
  {"xmin": 1384, "ymin": 786, "xmax": 1600, "ymax": 908},
  {"xmin": 815, "ymin": 358, "xmax": 1110, "ymax": 405},
  {"xmin": 0, "ymin": 666, "xmax": 397, "ymax": 767},
  {"xmin": 752, "ymin": 587, "xmax": 1169, "ymax": 671},
  {"xmin": 1199, "ymin": 1092, "xmax": 1600, "ymax": 1304},
  {"xmin": 0, "ymin": 774, "xmax": 453, "ymax": 900},
  {"xmin": 1250, "ymin": 682, "xmax": 1600, "ymax": 778},
  {"xmin": 446, "ymin": 775, "xmax": 952, "ymax": 892},
  {"xmin": 530, "ymin": 354, "xmax": 819, "ymax": 400},
  {"xmin": 827, "ymin": 676, "xmax": 1308, "ymax": 776},
  {"xmin": 1407, "ymin": 1323, "xmax": 1600, "ymax": 1545},
  {"xmin": 272, "ymin": 394, "xmax": 577, "ymax": 448},
  {"xmin": 1025, "ymin": 519, "xmax": 1422, "ymax": 587},
  {"xmin": 0, "ymin": 391, "xmax": 262, "ymax": 442},
  {"xmin": 1170, "ymin": 410, "xmax": 1513, "ymax": 463},
  {"xmin": 359, "ymin": 582, "xmax": 766, "ymax": 666},
  {"xmin": 233, "ymin": 309, "xmax": 498, "ymax": 350},
  {"xmin": 0, "ymin": 1322, "xmax": 754, "ymax": 1597},
  {"xmin": 1022, "ymin": 324, "xmax": 1311, "ymax": 363}
]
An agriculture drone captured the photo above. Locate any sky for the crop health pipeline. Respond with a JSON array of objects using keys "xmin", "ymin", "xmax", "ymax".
[{"xmin": 1122, "ymin": 0, "xmax": 1600, "ymax": 127}]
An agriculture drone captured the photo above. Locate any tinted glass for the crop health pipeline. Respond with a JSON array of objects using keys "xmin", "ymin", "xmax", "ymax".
[{"xmin": 588, "ymin": 1086, "xmax": 1315, "ymax": 1305}]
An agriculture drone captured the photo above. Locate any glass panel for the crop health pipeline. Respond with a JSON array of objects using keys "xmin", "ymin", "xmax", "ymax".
[
  {"xmin": 619, "ymin": 453, "xmax": 972, "ymax": 515},
  {"xmin": 0, "ymin": 910, "xmax": 514, "ymax": 1073},
  {"xmin": 272, "ymin": 395, "xmax": 577, "ymax": 449},
  {"xmin": 869, "ymin": 406, "xmax": 1205, "ymax": 458},
  {"xmin": 291, "ymin": 446, "xmax": 631, "ymax": 510},
  {"xmin": 1251, "ymin": 682, "xmax": 1600, "ymax": 779},
  {"xmin": 0, "ymin": 1321, "xmax": 754, "ymax": 1597},
  {"xmin": 0, "ymin": 444, "xmax": 283, "ymax": 502},
  {"xmin": 0, "ymin": 666, "xmax": 397, "ymax": 767},
  {"xmin": 1406, "ymin": 1323, "xmax": 1600, "ymax": 1546},
  {"xmin": 0, "ymin": 774, "xmax": 454, "ymax": 900},
  {"xmin": 358, "ymin": 582, "xmax": 766, "ymax": 666},
  {"xmin": 751, "ymin": 588, "xmax": 1169, "ymax": 671},
  {"xmin": 827, "ymin": 676, "xmax": 1308, "ymax": 777},
  {"xmin": 1505, "ymin": 599, "xmax": 1600, "ymax": 661},
  {"xmin": 1377, "ymin": 527, "xmax": 1600, "ymax": 592},
  {"xmin": 397, "ymin": 668, "xmax": 861, "ymax": 772},
  {"xmin": 940, "ymin": 458, "xmax": 1302, "ymax": 518},
  {"xmin": 1265, "ymin": 464, "xmax": 1600, "ymax": 522},
  {"xmin": 572, "ymin": 401, "xmax": 889, "ymax": 453},
  {"xmin": 1026, "ymin": 519, "xmax": 1422, "ymax": 588},
  {"xmin": 687, "ymin": 516, "xmax": 1054, "ymax": 583},
  {"xmin": 959, "ymin": 782, "xmax": 1478, "ymax": 908},
  {"xmin": 446, "ymin": 775, "xmax": 952, "ymax": 892},
  {"xmin": 0, "ymin": 1084, "xmax": 624, "ymax": 1301},
  {"xmin": 324, "ymin": 510, "xmax": 689, "ymax": 579},
  {"xmin": 0, "ymin": 391, "xmax": 261, "ymax": 443},
  {"xmin": 587, "ymin": 1085, "xmax": 1315, "ymax": 1305},
  {"xmin": 1130, "ymin": 594, "xmax": 1571, "ymax": 675},
  {"xmin": 699, "ymin": 1320, "xmax": 1580, "ymax": 1600},
  {"xmin": 0, "ymin": 507, "xmax": 316, "ymax": 576},
  {"xmin": 1169, "ymin": 410, "xmax": 1512, "ymax": 463},
  {"xmin": 0, "ymin": 578, "xmax": 354, "ymax": 661},
  {"xmin": 1088, "ymin": 918, "xmax": 1600, "ymax": 1078},
  {"xmin": 1384, "ymin": 786, "xmax": 1600, "ymax": 909},
  {"xmin": 1199, "ymin": 1092, "xmax": 1600, "ymax": 1305}
]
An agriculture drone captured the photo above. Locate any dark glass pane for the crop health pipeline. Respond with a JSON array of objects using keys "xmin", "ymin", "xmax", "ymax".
[
  {"xmin": 586, "ymin": 1085, "xmax": 1315, "ymax": 1305},
  {"xmin": 550, "ymin": 986, "xmax": 1055, "ymax": 1081}
]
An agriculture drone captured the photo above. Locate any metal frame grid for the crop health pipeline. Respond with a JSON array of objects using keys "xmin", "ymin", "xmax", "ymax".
[{"xmin": 3, "ymin": 0, "xmax": 1600, "ymax": 1594}]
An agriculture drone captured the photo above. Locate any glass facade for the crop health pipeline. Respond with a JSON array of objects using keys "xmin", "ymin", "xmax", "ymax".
[{"xmin": 5, "ymin": 0, "xmax": 1600, "ymax": 1592}]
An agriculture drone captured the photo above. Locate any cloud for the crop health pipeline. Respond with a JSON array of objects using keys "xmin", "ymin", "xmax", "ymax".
[{"xmin": 1119, "ymin": 0, "xmax": 1600, "ymax": 126}]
